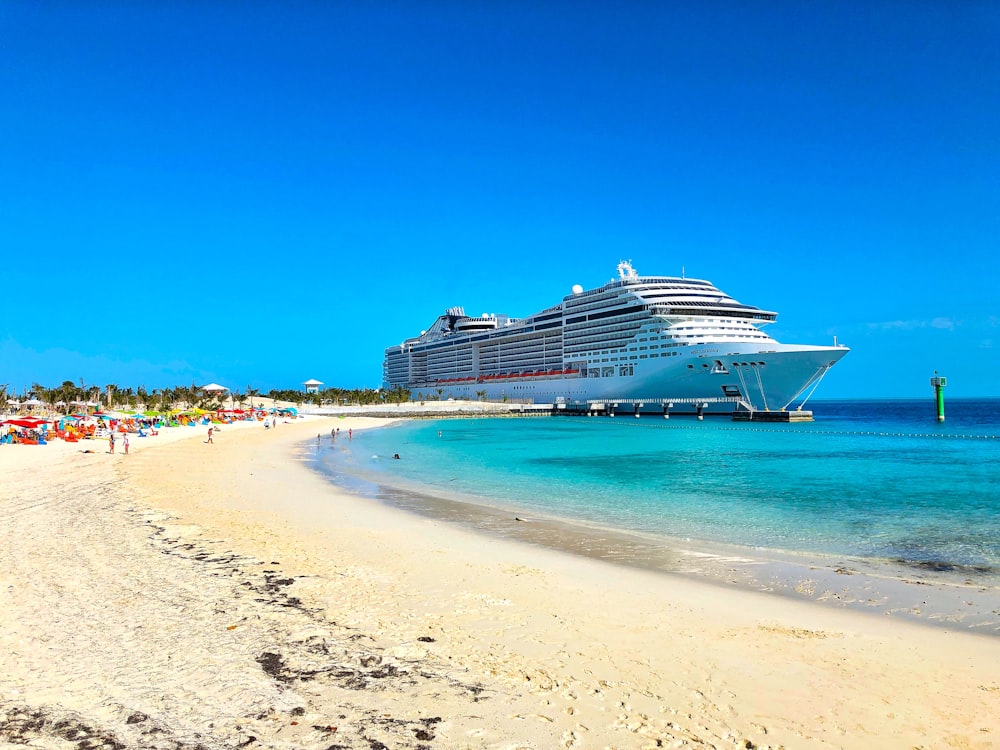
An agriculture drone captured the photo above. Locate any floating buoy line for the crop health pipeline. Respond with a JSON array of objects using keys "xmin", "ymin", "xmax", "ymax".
[{"xmin": 616, "ymin": 421, "xmax": 1000, "ymax": 440}]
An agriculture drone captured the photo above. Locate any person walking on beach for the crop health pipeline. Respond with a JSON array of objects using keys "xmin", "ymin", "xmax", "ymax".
[
  {"xmin": 123, "ymin": 434, "xmax": 130, "ymax": 455},
  {"xmin": 109, "ymin": 432, "xmax": 116, "ymax": 454},
  {"xmin": 207, "ymin": 426, "xmax": 214, "ymax": 444}
]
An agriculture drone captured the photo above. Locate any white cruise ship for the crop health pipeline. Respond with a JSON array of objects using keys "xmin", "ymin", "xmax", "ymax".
[{"xmin": 383, "ymin": 261, "xmax": 848, "ymax": 414}]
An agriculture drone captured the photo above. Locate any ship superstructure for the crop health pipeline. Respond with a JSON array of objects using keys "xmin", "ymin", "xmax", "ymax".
[{"xmin": 383, "ymin": 261, "xmax": 847, "ymax": 413}]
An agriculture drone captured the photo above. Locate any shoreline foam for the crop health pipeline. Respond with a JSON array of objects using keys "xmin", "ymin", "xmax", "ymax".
[{"xmin": 3, "ymin": 416, "xmax": 999, "ymax": 748}]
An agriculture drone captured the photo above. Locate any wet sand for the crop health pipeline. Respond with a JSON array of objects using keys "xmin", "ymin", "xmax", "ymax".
[
  {"xmin": 2, "ymin": 417, "xmax": 999, "ymax": 749},
  {"xmin": 316, "ymin": 460, "xmax": 1000, "ymax": 637}
]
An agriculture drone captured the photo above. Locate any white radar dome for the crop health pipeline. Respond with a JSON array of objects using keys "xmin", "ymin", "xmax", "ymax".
[{"xmin": 571, "ymin": 284, "xmax": 584, "ymax": 295}]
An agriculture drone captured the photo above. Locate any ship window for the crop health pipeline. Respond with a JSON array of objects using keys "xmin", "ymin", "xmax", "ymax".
[
  {"xmin": 639, "ymin": 355, "xmax": 648, "ymax": 359},
  {"xmin": 687, "ymin": 364, "xmax": 694, "ymax": 369}
]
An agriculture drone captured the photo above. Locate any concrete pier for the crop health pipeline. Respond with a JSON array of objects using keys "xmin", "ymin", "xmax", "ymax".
[{"xmin": 732, "ymin": 410, "xmax": 813, "ymax": 423}]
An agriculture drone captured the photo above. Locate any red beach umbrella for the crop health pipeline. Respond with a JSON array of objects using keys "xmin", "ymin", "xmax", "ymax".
[{"xmin": 2, "ymin": 419, "xmax": 46, "ymax": 429}]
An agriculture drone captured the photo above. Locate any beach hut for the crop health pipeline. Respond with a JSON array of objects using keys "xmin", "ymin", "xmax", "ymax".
[{"xmin": 302, "ymin": 379, "xmax": 323, "ymax": 394}]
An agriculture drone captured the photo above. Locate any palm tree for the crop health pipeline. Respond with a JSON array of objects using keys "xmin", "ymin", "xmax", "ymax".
[
  {"xmin": 55, "ymin": 380, "xmax": 77, "ymax": 408},
  {"xmin": 119, "ymin": 386, "xmax": 136, "ymax": 409}
]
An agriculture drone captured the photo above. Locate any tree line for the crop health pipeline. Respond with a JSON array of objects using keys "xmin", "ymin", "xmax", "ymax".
[{"xmin": 1, "ymin": 380, "xmax": 414, "ymax": 413}]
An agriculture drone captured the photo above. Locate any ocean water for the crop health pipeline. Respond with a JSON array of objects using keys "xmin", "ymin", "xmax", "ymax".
[{"xmin": 313, "ymin": 399, "xmax": 1000, "ymax": 576}]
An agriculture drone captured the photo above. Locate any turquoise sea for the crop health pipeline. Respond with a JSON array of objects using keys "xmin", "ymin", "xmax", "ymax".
[{"xmin": 313, "ymin": 399, "xmax": 1000, "ymax": 579}]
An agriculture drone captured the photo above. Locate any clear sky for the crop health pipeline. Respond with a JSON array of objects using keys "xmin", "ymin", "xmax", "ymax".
[{"xmin": 2, "ymin": 1, "xmax": 997, "ymax": 399}]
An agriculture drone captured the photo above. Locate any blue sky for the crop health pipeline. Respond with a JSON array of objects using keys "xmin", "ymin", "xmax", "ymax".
[{"xmin": 2, "ymin": 1, "xmax": 997, "ymax": 398}]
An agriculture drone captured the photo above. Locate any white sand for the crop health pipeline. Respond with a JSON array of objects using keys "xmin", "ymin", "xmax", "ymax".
[{"xmin": 1, "ymin": 416, "xmax": 998, "ymax": 749}]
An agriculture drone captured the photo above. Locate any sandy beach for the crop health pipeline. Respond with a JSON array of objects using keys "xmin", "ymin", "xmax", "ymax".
[{"xmin": 2, "ymin": 416, "xmax": 998, "ymax": 749}]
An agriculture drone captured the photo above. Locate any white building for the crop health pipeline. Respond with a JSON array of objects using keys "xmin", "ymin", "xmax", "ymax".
[{"xmin": 302, "ymin": 379, "xmax": 323, "ymax": 394}]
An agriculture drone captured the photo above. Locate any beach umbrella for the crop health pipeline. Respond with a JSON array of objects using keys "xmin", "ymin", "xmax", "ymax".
[
  {"xmin": 10, "ymin": 415, "xmax": 47, "ymax": 424},
  {"xmin": 3, "ymin": 419, "xmax": 45, "ymax": 429}
]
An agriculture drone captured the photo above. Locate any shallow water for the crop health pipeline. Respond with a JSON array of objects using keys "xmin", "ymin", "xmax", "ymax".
[{"xmin": 317, "ymin": 400, "xmax": 1000, "ymax": 574}]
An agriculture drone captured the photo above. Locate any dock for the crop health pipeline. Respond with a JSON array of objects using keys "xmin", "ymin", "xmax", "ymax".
[
  {"xmin": 547, "ymin": 397, "xmax": 813, "ymax": 421},
  {"xmin": 302, "ymin": 399, "xmax": 814, "ymax": 422},
  {"xmin": 731, "ymin": 409, "xmax": 813, "ymax": 422}
]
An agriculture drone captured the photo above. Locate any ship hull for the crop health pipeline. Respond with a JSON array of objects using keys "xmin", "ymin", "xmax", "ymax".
[{"xmin": 405, "ymin": 342, "xmax": 847, "ymax": 414}]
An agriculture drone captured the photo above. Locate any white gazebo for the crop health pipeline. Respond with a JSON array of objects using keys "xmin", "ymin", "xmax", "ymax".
[
  {"xmin": 302, "ymin": 379, "xmax": 323, "ymax": 394},
  {"xmin": 201, "ymin": 383, "xmax": 229, "ymax": 395}
]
